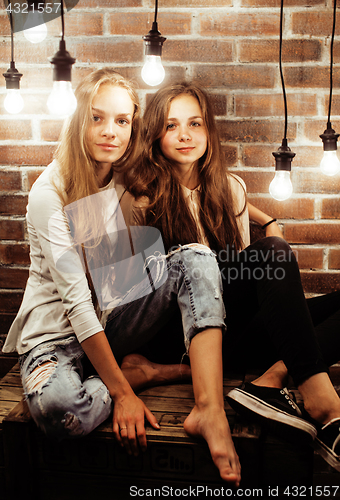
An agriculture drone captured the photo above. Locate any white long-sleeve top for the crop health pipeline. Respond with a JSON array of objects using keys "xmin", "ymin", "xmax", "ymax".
[{"xmin": 3, "ymin": 160, "xmax": 126, "ymax": 355}]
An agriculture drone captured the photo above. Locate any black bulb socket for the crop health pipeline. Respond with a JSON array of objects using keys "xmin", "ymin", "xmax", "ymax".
[
  {"xmin": 49, "ymin": 40, "xmax": 76, "ymax": 82},
  {"xmin": 3, "ymin": 62, "xmax": 23, "ymax": 90},
  {"xmin": 320, "ymin": 125, "xmax": 339, "ymax": 152},
  {"xmin": 142, "ymin": 22, "xmax": 166, "ymax": 57},
  {"xmin": 272, "ymin": 139, "xmax": 296, "ymax": 172}
]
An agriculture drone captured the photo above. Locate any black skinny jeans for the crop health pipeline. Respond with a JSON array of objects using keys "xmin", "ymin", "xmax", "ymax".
[
  {"xmin": 220, "ymin": 237, "xmax": 338, "ymax": 387},
  {"xmin": 139, "ymin": 237, "xmax": 340, "ymax": 387}
]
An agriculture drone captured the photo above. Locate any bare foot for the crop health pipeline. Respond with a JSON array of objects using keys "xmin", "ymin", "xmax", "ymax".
[
  {"xmin": 184, "ymin": 404, "xmax": 241, "ymax": 487},
  {"xmin": 252, "ymin": 360, "xmax": 288, "ymax": 389},
  {"xmin": 121, "ymin": 353, "xmax": 191, "ymax": 392}
]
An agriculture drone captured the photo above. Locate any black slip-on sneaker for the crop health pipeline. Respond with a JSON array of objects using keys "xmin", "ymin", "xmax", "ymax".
[
  {"xmin": 226, "ymin": 382, "xmax": 317, "ymax": 442},
  {"xmin": 314, "ymin": 418, "xmax": 340, "ymax": 471}
]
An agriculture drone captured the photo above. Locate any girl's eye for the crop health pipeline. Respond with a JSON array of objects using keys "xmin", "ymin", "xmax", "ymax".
[
  {"xmin": 191, "ymin": 121, "xmax": 201, "ymax": 127},
  {"xmin": 118, "ymin": 119, "xmax": 129, "ymax": 126},
  {"xmin": 92, "ymin": 115, "xmax": 101, "ymax": 122},
  {"xmin": 166, "ymin": 123, "xmax": 176, "ymax": 131}
]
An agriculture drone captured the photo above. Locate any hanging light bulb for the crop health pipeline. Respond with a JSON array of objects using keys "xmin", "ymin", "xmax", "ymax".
[
  {"xmin": 320, "ymin": 126, "xmax": 340, "ymax": 176},
  {"xmin": 23, "ymin": 1, "xmax": 48, "ymax": 44},
  {"xmin": 270, "ymin": 140, "xmax": 295, "ymax": 201},
  {"xmin": 141, "ymin": 0, "xmax": 166, "ymax": 87},
  {"xmin": 4, "ymin": 89, "xmax": 24, "ymax": 114},
  {"xmin": 141, "ymin": 54, "xmax": 165, "ymax": 87},
  {"xmin": 23, "ymin": 17, "xmax": 48, "ymax": 44},
  {"xmin": 270, "ymin": 0, "xmax": 295, "ymax": 201},
  {"xmin": 269, "ymin": 171, "xmax": 293, "ymax": 201},
  {"xmin": 3, "ymin": 62, "xmax": 24, "ymax": 114},
  {"xmin": 319, "ymin": 1, "xmax": 339, "ymax": 176},
  {"xmin": 47, "ymin": 0, "xmax": 76, "ymax": 116},
  {"xmin": 47, "ymin": 39, "xmax": 77, "ymax": 116},
  {"xmin": 47, "ymin": 81, "xmax": 77, "ymax": 116},
  {"xmin": 320, "ymin": 151, "xmax": 340, "ymax": 176}
]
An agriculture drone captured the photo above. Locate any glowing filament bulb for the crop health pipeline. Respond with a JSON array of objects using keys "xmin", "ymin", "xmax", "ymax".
[
  {"xmin": 269, "ymin": 170, "xmax": 293, "ymax": 201},
  {"xmin": 320, "ymin": 150, "xmax": 340, "ymax": 176},
  {"xmin": 47, "ymin": 81, "xmax": 77, "ymax": 116},
  {"xmin": 23, "ymin": 11, "xmax": 47, "ymax": 44},
  {"xmin": 141, "ymin": 55, "xmax": 165, "ymax": 87},
  {"xmin": 4, "ymin": 89, "xmax": 24, "ymax": 114}
]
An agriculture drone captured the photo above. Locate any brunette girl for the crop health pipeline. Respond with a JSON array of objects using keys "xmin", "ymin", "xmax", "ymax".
[
  {"xmin": 127, "ymin": 82, "xmax": 340, "ymax": 473},
  {"xmin": 3, "ymin": 69, "xmax": 245, "ymax": 486}
]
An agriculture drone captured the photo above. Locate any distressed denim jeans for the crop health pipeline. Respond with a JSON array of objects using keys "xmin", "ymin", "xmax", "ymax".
[
  {"xmin": 20, "ymin": 244, "xmax": 225, "ymax": 439},
  {"xmin": 20, "ymin": 335, "xmax": 112, "ymax": 437}
]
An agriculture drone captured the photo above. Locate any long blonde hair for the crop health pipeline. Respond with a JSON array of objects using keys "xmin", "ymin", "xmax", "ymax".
[{"xmin": 54, "ymin": 68, "xmax": 141, "ymax": 246}]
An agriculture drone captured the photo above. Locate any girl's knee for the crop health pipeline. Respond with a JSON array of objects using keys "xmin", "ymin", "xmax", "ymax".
[
  {"xmin": 175, "ymin": 244, "xmax": 217, "ymax": 265},
  {"xmin": 261, "ymin": 236, "xmax": 295, "ymax": 262},
  {"xmin": 26, "ymin": 374, "xmax": 111, "ymax": 439},
  {"xmin": 180, "ymin": 247, "xmax": 222, "ymax": 283},
  {"xmin": 26, "ymin": 388, "xmax": 86, "ymax": 438},
  {"xmin": 24, "ymin": 368, "xmax": 85, "ymax": 437}
]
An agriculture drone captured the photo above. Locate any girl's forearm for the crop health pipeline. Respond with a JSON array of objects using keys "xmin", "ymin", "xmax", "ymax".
[
  {"xmin": 81, "ymin": 331, "xmax": 133, "ymax": 400},
  {"xmin": 247, "ymin": 202, "xmax": 273, "ymax": 226},
  {"xmin": 247, "ymin": 202, "xmax": 283, "ymax": 239}
]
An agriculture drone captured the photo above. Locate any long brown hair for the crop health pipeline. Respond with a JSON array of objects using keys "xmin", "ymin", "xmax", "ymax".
[{"xmin": 128, "ymin": 82, "xmax": 245, "ymax": 254}]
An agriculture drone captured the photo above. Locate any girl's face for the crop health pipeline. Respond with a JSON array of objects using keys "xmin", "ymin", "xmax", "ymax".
[
  {"xmin": 86, "ymin": 85, "xmax": 134, "ymax": 170},
  {"xmin": 160, "ymin": 94, "xmax": 207, "ymax": 173}
]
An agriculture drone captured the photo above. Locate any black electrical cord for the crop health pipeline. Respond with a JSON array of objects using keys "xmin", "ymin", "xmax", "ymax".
[
  {"xmin": 142, "ymin": 0, "xmax": 166, "ymax": 59},
  {"xmin": 154, "ymin": 0, "xmax": 158, "ymax": 24},
  {"xmin": 320, "ymin": 0, "xmax": 339, "ymax": 152},
  {"xmin": 327, "ymin": 0, "xmax": 337, "ymax": 128},
  {"xmin": 61, "ymin": 0, "xmax": 65, "ymax": 41},
  {"xmin": 7, "ymin": 0, "xmax": 14, "ymax": 63},
  {"xmin": 279, "ymin": 0, "xmax": 288, "ymax": 140},
  {"xmin": 49, "ymin": 0, "xmax": 75, "ymax": 83},
  {"xmin": 272, "ymin": 0, "xmax": 295, "ymax": 173},
  {"xmin": 3, "ymin": 0, "xmax": 22, "ymax": 91}
]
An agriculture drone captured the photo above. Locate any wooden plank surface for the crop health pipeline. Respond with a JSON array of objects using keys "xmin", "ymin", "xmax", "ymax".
[
  {"xmin": 0, "ymin": 370, "xmax": 21, "ymax": 387},
  {"xmin": 0, "ymin": 364, "xmax": 23, "ymax": 427},
  {"xmin": 5, "ymin": 362, "xmax": 340, "ymax": 497},
  {"xmin": 0, "ymin": 386, "xmax": 23, "ymax": 402},
  {"xmin": 0, "ymin": 402, "xmax": 22, "ymax": 425}
]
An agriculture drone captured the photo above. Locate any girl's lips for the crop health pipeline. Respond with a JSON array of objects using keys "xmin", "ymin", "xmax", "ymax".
[
  {"xmin": 176, "ymin": 147, "xmax": 195, "ymax": 153},
  {"xmin": 96, "ymin": 144, "xmax": 118, "ymax": 150}
]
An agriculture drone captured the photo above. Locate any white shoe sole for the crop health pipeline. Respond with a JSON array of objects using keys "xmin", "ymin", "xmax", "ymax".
[
  {"xmin": 314, "ymin": 438, "xmax": 340, "ymax": 471},
  {"xmin": 227, "ymin": 388, "xmax": 317, "ymax": 440}
]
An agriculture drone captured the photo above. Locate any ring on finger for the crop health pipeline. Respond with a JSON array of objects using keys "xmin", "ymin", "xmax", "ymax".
[{"xmin": 119, "ymin": 426, "xmax": 127, "ymax": 432}]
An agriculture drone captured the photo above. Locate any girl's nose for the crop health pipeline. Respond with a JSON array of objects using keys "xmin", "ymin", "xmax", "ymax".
[
  {"xmin": 179, "ymin": 127, "xmax": 191, "ymax": 141},
  {"xmin": 102, "ymin": 120, "xmax": 116, "ymax": 138}
]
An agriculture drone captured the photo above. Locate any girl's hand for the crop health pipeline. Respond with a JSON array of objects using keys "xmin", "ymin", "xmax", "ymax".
[
  {"xmin": 112, "ymin": 391, "xmax": 160, "ymax": 456},
  {"xmin": 81, "ymin": 333, "xmax": 160, "ymax": 456},
  {"xmin": 265, "ymin": 221, "xmax": 284, "ymax": 239}
]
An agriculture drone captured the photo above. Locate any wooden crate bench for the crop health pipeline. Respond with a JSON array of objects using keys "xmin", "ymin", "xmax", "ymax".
[
  {"xmin": 0, "ymin": 363, "xmax": 24, "ymax": 500},
  {"xmin": 1, "ymin": 363, "xmax": 340, "ymax": 500}
]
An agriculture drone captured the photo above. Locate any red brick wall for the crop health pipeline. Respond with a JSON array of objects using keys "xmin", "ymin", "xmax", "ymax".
[{"xmin": 1, "ymin": 0, "xmax": 340, "ymax": 345}]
